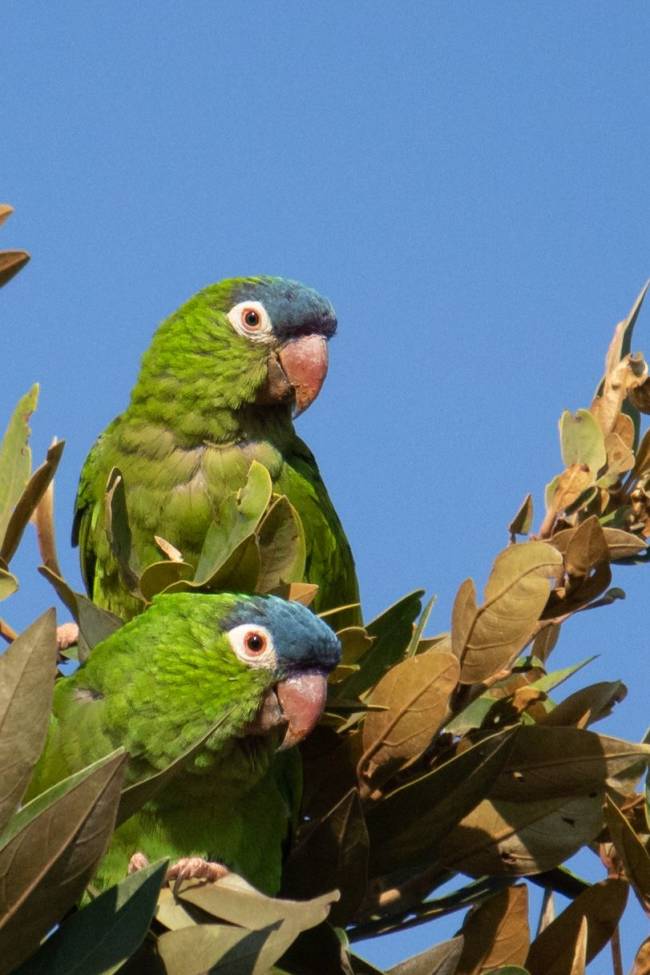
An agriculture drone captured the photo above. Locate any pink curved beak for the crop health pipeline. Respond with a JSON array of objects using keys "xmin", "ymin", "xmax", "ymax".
[
  {"xmin": 278, "ymin": 334, "xmax": 329, "ymax": 416},
  {"xmin": 276, "ymin": 671, "xmax": 329, "ymax": 749}
]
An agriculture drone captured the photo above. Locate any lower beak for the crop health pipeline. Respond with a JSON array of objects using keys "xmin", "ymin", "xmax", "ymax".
[{"xmin": 277, "ymin": 334, "xmax": 329, "ymax": 416}]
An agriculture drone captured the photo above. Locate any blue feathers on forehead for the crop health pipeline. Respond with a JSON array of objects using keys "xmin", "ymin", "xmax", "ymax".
[
  {"xmin": 229, "ymin": 277, "xmax": 337, "ymax": 341},
  {"xmin": 224, "ymin": 595, "xmax": 341, "ymax": 673}
]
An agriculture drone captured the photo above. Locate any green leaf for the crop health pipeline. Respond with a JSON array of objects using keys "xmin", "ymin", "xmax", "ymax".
[
  {"xmin": 405, "ymin": 594, "xmax": 436, "ymax": 657},
  {"xmin": 528, "ymin": 656, "xmax": 595, "ymax": 695},
  {"xmin": 139, "ymin": 560, "xmax": 194, "ymax": 601},
  {"xmin": 366, "ymin": 729, "xmax": 517, "ymax": 878},
  {"xmin": 15, "ymin": 859, "xmax": 168, "ymax": 975},
  {"xmin": 193, "ymin": 460, "xmax": 272, "ymax": 585},
  {"xmin": 104, "ymin": 469, "xmax": 140, "ymax": 590},
  {"xmin": 77, "ymin": 596, "xmax": 124, "ymax": 653},
  {"xmin": 0, "ymin": 750, "xmax": 127, "ymax": 975},
  {"xmin": 0, "ymin": 385, "xmax": 38, "ymax": 547},
  {"xmin": 257, "ymin": 495, "xmax": 306, "ymax": 592},
  {"xmin": 559, "ymin": 409, "xmax": 606, "ymax": 473},
  {"xmin": 0, "ymin": 610, "xmax": 57, "ymax": 833}
]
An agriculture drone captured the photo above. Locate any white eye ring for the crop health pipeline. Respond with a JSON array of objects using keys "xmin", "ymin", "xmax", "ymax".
[
  {"xmin": 227, "ymin": 624, "xmax": 277, "ymax": 669},
  {"xmin": 227, "ymin": 300, "xmax": 273, "ymax": 342}
]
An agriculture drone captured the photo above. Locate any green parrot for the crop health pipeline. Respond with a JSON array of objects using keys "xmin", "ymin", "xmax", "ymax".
[
  {"xmin": 28, "ymin": 592, "xmax": 341, "ymax": 895},
  {"xmin": 73, "ymin": 276, "xmax": 359, "ymax": 620}
]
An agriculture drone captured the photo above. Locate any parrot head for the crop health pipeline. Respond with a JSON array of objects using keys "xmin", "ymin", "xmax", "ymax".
[
  {"xmin": 221, "ymin": 593, "xmax": 341, "ymax": 749},
  {"xmin": 137, "ymin": 276, "xmax": 337, "ymax": 419},
  {"xmin": 140, "ymin": 592, "xmax": 341, "ymax": 753}
]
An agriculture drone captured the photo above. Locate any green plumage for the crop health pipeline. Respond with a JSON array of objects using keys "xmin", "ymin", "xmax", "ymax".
[
  {"xmin": 28, "ymin": 593, "xmax": 340, "ymax": 894},
  {"xmin": 73, "ymin": 277, "xmax": 359, "ymax": 620}
]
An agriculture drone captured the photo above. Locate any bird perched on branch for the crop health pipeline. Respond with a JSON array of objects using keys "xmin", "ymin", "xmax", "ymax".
[
  {"xmin": 28, "ymin": 592, "xmax": 341, "ymax": 894},
  {"xmin": 73, "ymin": 276, "xmax": 359, "ymax": 620}
]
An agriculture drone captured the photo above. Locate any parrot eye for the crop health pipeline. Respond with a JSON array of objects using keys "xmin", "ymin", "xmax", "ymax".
[
  {"xmin": 227, "ymin": 300, "xmax": 273, "ymax": 342},
  {"xmin": 227, "ymin": 623, "xmax": 277, "ymax": 669},
  {"xmin": 245, "ymin": 630, "xmax": 266, "ymax": 653}
]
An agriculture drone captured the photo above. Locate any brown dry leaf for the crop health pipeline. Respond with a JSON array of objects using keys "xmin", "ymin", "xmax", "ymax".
[
  {"xmin": 0, "ymin": 440, "xmax": 65, "ymax": 566},
  {"xmin": 563, "ymin": 516, "xmax": 608, "ymax": 578},
  {"xmin": 591, "ymin": 352, "xmax": 648, "ymax": 436},
  {"xmin": 154, "ymin": 535, "xmax": 184, "ymax": 562},
  {"xmin": 31, "ymin": 475, "xmax": 61, "ymax": 576},
  {"xmin": 452, "ymin": 542, "xmax": 563, "ymax": 685},
  {"xmin": 630, "ymin": 377, "xmax": 650, "ymax": 414},
  {"xmin": 0, "ymin": 205, "xmax": 14, "ymax": 227},
  {"xmin": 282, "ymin": 788, "xmax": 368, "ymax": 925},
  {"xmin": 630, "ymin": 936, "xmax": 650, "ymax": 975},
  {"xmin": 540, "ymin": 681, "xmax": 627, "ymax": 729},
  {"xmin": 271, "ymin": 581, "xmax": 320, "ymax": 605},
  {"xmin": 509, "ymin": 494, "xmax": 534, "ymax": 538},
  {"xmin": 551, "ymin": 464, "xmax": 594, "ymax": 514},
  {"xmin": 531, "ymin": 622, "xmax": 561, "ymax": 664},
  {"xmin": 456, "ymin": 885, "xmax": 529, "ymax": 975},
  {"xmin": 568, "ymin": 917, "xmax": 588, "ymax": 975},
  {"xmin": 0, "ymin": 750, "xmax": 127, "ymax": 974},
  {"xmin": 339, "ymin": 626, "xmax": 375, "ymax": 665},
  {"xmin": 0, "ymin": 610, "xmax": 58, "ymax": 832},
  {"xmin": 605, "ymin": 796, "xmax": 650, "ymax": 912},
  {"xmin": 490, "ymin": 727, "xmax": 650, "ymax": 801},
  {"xmin": 386, "ymin": 937, "xmax": 464, "ymax": 975},
  {"xmin": 440, "ymin": 792, "xmax": 604, "ymax": 876},
  {"xmin": 525, "ymin": 879, "xmax": 628, "ymax": 975},
  {"xmin": 360, "ymin": 650, "xmax": 459, "ymax": 779},
  {"xmin": 549, "ymin": 526, "xmax": 647, "ymax": 562},
  {"xmin": 633, "ymin": 429, "xmax": 650, "ymax": 477},
  {"xmin": 0, "ymin": 251, "xmax": 30, "ymax": 289},
  {"xmin": 604, "ymin": 430, "xmax": 635, "ymax": 477},
  {"xmin": 365, "ymin": 729, "xmax": 516, "ymax": 880}
]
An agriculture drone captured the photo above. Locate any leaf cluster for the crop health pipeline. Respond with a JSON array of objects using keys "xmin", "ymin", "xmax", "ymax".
[{"xmin": 1, "ymin": 214, "xmax": 650, "ymax": 973}]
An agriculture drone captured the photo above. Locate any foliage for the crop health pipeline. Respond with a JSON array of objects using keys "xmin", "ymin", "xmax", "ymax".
[{"xmin": 1, "ymin": 205, "xmax": 649, "ymax": 973}]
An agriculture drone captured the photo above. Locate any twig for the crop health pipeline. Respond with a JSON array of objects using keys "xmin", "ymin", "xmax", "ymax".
[
  {"xmin": 0, "ymin": 618, "xmax": 17, "ymax": 643},
  {"xmin": 611, "ymin": 925, "xmax": 624, "ymax": 975},
  {"xmin": 349, "ymin": 875, "xmax": 513, "ymax": 942}
]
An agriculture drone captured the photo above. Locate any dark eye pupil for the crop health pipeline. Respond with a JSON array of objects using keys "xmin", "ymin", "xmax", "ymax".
[
  {"xmin": 244, "ymin": 310, "xmax": 260, "ymax": 327},
  {"xmin": 246, "ymin": 632, "xmax": 264, "ymax": 652}
]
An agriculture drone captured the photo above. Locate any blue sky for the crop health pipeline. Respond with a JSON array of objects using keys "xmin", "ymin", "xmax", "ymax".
[{"xmin": 2, "ymin": 2, "xmax": 650, "ymax": 969}]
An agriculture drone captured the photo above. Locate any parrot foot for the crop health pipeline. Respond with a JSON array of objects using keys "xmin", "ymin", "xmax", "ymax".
[
  {"xmin": 128, "ymin": 851, "xmax": 150, "ymax": 873},
  {"xmin": 57, "ymin": 622, "xmax": 79, "ymax": 651},
  {"xmin": 167, "ymin": 857, "xmax": 229, "ymax": 893}
]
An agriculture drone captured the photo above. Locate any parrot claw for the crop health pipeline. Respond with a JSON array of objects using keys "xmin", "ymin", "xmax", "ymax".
[
  {"xmin": 167, "ymin": 857, "xmax": 229, "ymax": 894},
  {"xmin": 57, "ymin": 622, "xmax": 79, "ymax": 651},
  {"xmin": 128, "ymin": 851, "xmax": 150, "ymax": 873}
]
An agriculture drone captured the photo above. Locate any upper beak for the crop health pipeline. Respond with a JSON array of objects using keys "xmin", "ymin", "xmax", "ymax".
[
  {"xmin": 244, "ymin": 671, "xmax": 329, "ymax": 750},
  {"xmin": 276, "ymin": 670, "xmax": 329, "ymax": 749},
  {"xmin": 259, "ymin": 334, "xmax": 329, "ymax": 416}
]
